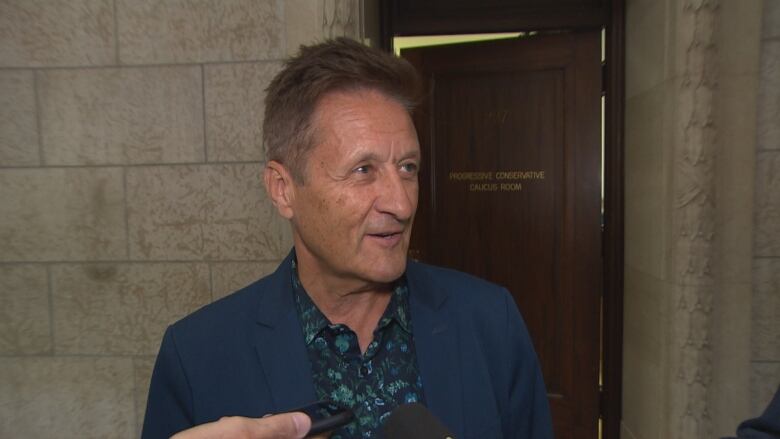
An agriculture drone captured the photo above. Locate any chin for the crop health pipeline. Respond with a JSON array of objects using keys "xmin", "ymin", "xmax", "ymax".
[{"xmin": 366, "ymin": 257, "xmax": 407, "ymax": 283}]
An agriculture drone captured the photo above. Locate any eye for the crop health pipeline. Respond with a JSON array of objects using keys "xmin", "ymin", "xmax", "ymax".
[
  {"xmin": 400, "ymin": 162, "xmax": 419, "ymax": 174},
  {"xmin": 354, "ymin": 165, "xmax": 371, "ymax": 174}
]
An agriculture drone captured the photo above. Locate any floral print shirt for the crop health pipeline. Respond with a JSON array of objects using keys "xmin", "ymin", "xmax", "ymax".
[{"xmin": 291, "ymin": 259, "xmax": 425, "ymax": 438}]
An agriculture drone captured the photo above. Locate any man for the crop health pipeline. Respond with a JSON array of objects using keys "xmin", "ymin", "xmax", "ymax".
[{"xmin": 142, "ymin": 38, "xmax": 552, "ymax": 439}]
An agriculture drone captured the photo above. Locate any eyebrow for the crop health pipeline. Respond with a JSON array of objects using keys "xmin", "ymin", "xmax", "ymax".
[{"xmin": 348, "ymin": 148, "xmax": 421, "ymax": 164}]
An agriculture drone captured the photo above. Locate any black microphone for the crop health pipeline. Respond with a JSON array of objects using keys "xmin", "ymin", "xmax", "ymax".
[{"xmin": 382, "ymin": 403, "xmax": 455, "ymax": 438}]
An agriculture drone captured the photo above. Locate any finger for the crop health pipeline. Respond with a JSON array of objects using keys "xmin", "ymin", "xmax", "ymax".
[{"xmin": 251, "ymin": 412, "xmax": 311, "ymax": 439}]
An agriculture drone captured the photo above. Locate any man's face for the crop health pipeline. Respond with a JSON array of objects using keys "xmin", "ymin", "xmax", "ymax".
[{"xmin": 287, "ymin": 88, "xmax": 420, "ymax": 288}]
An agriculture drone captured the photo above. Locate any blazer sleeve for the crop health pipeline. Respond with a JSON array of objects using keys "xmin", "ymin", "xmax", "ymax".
[
  {"xmin": 502, "ymin": 290, "xmax": 554, "ymax": 439},
  {"xmin": 141, "ymin": 326, "xmax": 195, "ymax": 439},
  {"xmin": 736, "ymin": 387, "xmax": 780, "ymax": 439}
]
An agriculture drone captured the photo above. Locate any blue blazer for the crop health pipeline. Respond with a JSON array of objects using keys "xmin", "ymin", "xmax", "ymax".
[
  {"xmin": 735, "ymin": 387, "xmax": 780, "ymax": 438},
  {"xmin": 142, "ymin": 253, "xmax": 553, "ymax": 438}
]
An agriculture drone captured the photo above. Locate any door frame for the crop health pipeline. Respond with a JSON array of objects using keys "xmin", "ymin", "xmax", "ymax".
[{"xmin": 378, "ymin": 2, "xmax": 625, "ymax": 438}]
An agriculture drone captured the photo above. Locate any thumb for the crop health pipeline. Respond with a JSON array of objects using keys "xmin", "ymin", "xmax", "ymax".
[
  {"xmin": 253, "ymin": 412, "xmax": 311, "ymax": 438},
  {"xmin": 287, "ymin": 412, "xmax": 312, "ymax": 438}
]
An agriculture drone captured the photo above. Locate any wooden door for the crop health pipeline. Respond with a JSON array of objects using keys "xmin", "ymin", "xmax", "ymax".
[{"xmin": 402, "ymin": 31, "xmax": 602, "ymax": 438}]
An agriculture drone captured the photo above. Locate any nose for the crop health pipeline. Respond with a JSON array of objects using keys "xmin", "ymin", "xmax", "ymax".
[{"xmin": 375, "ymin": 169, "xmax": 417, "ymax": 221}]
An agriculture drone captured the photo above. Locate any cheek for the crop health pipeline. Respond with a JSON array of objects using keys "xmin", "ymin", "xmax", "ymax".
[{"xmin": 408, "ymin": 182, "xmax": 419, "ymax": 208}]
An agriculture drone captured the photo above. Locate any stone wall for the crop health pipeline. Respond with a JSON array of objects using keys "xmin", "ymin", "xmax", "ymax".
[
  {"xmin": 752, "ymin": 0, "xmax": 780, "ymax": 417},
  {"xmin": 0, "ymin": 1, "xmax": 367, "ymax": 437},
  {"xmin": 624, "ymin": 0, "xmax": 779, "ymax": 438}
]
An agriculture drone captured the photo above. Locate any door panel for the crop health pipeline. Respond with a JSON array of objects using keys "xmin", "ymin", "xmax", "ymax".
[{"xmin": 402, "ymin": 31, "xmax": 601, "ymax": 438}]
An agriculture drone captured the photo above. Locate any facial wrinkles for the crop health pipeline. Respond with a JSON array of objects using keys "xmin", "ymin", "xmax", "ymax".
[{"xmin": 321, "ymin": 101, "xmax": 412, "ymax": 173}]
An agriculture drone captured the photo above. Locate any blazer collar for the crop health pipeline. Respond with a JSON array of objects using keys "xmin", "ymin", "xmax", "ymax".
[
  {"xmin": 253, "ymin": 250, "xmax": 317, "ymax": 411},
  {"xmin": 407, "ymin": 261, "xmax": 465, "ymax": 437}
]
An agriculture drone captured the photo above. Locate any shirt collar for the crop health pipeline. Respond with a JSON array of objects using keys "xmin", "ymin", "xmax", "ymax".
[{"xmin": 291, "ymin": 257, "xmax": 412, "ymax": 345}]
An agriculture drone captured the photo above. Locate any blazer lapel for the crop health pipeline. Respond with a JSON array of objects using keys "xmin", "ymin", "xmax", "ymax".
[
  {"xmin": 253, "ymin": 254, "xmax": 317, "ymax": 412},
  {"xmin": 407, "ymin": 263, "xmax": 465, "ymax": 437}
]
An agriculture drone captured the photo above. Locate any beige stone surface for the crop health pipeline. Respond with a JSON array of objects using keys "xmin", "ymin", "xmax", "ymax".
[
  {"xmin": 204, "ymin": 62, "xmax": 281, "ymax": 162},
  {"xmin": 127, "ymin": 164, "xmax": 292, "ymax": 260},
  {"xmin": 285, "ymin": 0, "xmax": 321, "ymax": 56},
  {"xmin": 285, "ymin": 0, "xmax": 361, "ymax": 56},
  {"xmin": 210, "ymin": 261, "xmax": 281, "ymax": 300},
  {"xmin": 710, "ymin": 72, "xmax": 759, "ymax": 436},
  {"xmin": 718, "ymin": 0, "xmax": 762, "ymax": 76},
  {"xmin": 134, "ymin": 356, "xmax": 155, "ymax": 436},
  {"xmin": 620, "ymin": 423, "xmax": 639, "ymax": 439},
  {"xmin": 0, "ymin": 0, "xmax": 115, "ymax": 67},
  {"xmin": 625, "ymin": 82, "xmax": 672, "ymax": 280},
  {"xmin": 622, "ymin": 268, "xmax": 667, "ymax": 439},
  {"xmin": 0, "ymin": 168, "xmax": 126, "ymax": 261},
  {"xmin": 716, "ymin": 77, "xmax": 758, "ymax": 284},
  {"xmin": 754, "ymin": 152, "xmax": 780, "ymax": 257},
  {"xmin": 117, "ymin": 0, "xmax": 283, "ymax": 64},
  {"xmin": 752, "ymin": 258, "xmax": 780, "ymax": 361},
  {"xmin": 39, "ymin": 67, "xmax": 204, "ymax": 165},
  {"xmin": 0, "ymin": 265, "xmax": 50, "ymax": 354},
  {"xmin": 0, "ymin": 357, "xmax": 134, "ymax": 438},
  {"xmin": 758, "ymin": 41, "xmax": 780, "ymax": 151},
  {"xmin": 764, "ymin": 0, "xmax": 780, "ymax": 39},
  {"xmin": 750, "ymin": 362, "xmax": 780, "ymax": 415},
  {"xmin": 0, "ymin": 70, "xmax": 38, "ymax": 166},
  {"xmin": 711, "ymin": 280, "xmax": 753, "ymax": 436},
  {"xmin": 52, "ymin": 263, "xmax": 210, "ymax": 355},
  {"xmin": 625, "ymin": 0, "xmax": 671, "ymax": 98}
]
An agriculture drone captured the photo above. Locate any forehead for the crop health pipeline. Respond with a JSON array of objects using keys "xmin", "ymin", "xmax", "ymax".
[{"xmin": 310, "ymin": 89, "xmax": 418, "ymax": 154}]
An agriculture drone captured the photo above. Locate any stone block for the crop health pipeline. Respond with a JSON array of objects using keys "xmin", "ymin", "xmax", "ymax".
[
  {"xmin": 718, "ymin": 0, "xmax": 762, "ymax": 76},
  {"xmin": 752, "ymin": 258, "xmax": 780, "ymax": 361},
  {"xmin": 750, "ymin": 361, "xmax": 780, "ymax": 416},
  {"xmin": 204, "ymin": 62, "xmax": 281, "ymax": 162},
  {"xmin": 623, "ymin": 267, "xmax": 666, "ymax": 358},
  {"xmin": 754, "ymin": 152, "xmax": 780, "ymax": 257},
  {"xmin": 39, "ymin": 67, "xmax": 204, "ymax": 165},
  {"xmin": 285, "ymin": 0, "xmax": 361, "ymax": 57},
  {"xmin": 127, "ymin": 164, "xmax": 292, "ymax": 260},
  {"xmin": 285, "ymin": 0, "xmax": 321, "ymax": 56},
  {"xmin": 0, "ymin": 265, "xmax": 50, "ymax": 354},
  {"xmin": 716, "ymin": 77, "xmax": 759, "ymax": 284},
  {"xmin": 134, "ymin": 356, "xmax": 155, "ymax": 436},
  {"xmin": 0, "ymin": 0, "xmax": 115, "ymax": 67},
  {"xmin": 0, "ymin": 70, "xmax": 38, "ymax": 166},
  {"xmin": 210, "ymin": 261, "xmax": 280, "ymax": 300},
  {"xmin": 620, "ymin": 422, "xmax": 639, "ymax": 439},
  {"xmin": 625, "ymin": 0, "xmax": 670, "ymax": 98},
  {"xmin": 117, "ymin": 0, "xmax": 283, "ymax": 64},
  {"xmin": 758, "ymin": 41, "xmax": 780, "ymax": 151},
  {"xmin": 622, "ymin": 268, "xmax": 670, "ymax": 439},
  {"xmin": 52, "ymin": 263, "xmax": 210, "ymax": 355},
  {"xmin": 763, "ymin": 0, "xmax": 780, "ymax": 40},
  {"xmin": 0, "ymin": 168, "xmax": 126, "ymax": 261},
  {"xmin": 625, "ymin": 83, "xmax": 672, "ymax": 280},
  {"xmin": 0, "ymin": 357, "xmax": 134, "ymax": 438}
]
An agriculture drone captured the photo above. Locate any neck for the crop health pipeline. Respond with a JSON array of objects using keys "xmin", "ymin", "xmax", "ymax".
[{"xmin": 294, "ymin": 249, "xmax": 395, "ymax": 352}]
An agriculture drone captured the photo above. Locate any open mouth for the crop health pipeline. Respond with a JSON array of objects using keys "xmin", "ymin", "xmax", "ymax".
[
  {"xmin": 367, "ymin": 231, "xmax": 403, "ymax": 245},
  {"xmin": 370, "ymin": 232, "xmax": 400, "ymax": 238}
]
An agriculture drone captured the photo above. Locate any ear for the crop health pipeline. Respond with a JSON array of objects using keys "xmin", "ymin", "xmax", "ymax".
[{"xmin": 263, "ymin": 161, "xmax": 296, "ymax": 220}]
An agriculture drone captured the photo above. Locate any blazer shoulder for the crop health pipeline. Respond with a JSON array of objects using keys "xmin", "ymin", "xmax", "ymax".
[
  {"xmin": 168, "ymin": 273, "xmax": 276, "ymax": 343},
  {"xmin": 407, "ymin": 260, "xmax": 511, "ymax": 307}
]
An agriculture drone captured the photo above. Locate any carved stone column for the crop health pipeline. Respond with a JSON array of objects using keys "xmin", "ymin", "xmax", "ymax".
[{"xmin": 669, "ymin": 1, "xmax": 720, "ymax": 438}]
